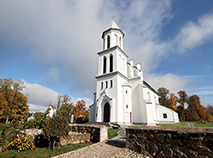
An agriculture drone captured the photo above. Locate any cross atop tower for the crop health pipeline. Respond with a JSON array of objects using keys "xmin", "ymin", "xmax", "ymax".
[{"xmin": 111, "ymin": 16, "xmax": 115, "ymax": 21}]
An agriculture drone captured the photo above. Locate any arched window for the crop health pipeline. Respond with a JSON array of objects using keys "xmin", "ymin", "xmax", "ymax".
[
  {"xmin": 119, "ymin": 37, "xmax": 121, "ymax": 47},
  {"xmin": 103, "ymin": 56, "xmax": 107, "ymax": 74},
  {"xmin": 107, "ymin": 35, "xmax": 110, "ymax": 49},
  {"xmin": 110, "ymin": 54, "xmax": 113, "ymax": 72},
  {"xmin": 110, "ymin": 80, "xmax": 113, "ymax": 88},
  {"xmin": 115, "ymin": 34, "xmax": 118, "ymax": 46}
]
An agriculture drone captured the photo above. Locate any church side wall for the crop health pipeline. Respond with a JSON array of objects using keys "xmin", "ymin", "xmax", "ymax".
[
  {"xmin": 115, "ymin": 74, "xmax": 128, "ymax": 124},
  {"xmin": 123, "ymin": 85, "xmax": 132, "ymax": 125},
  {"xmin": 145, "ymin": 87, "xmax": 159, "ymax": 125},
  {"xmin": 156, "ymin": 105, "xmax": 178, "ymax": 123},
  {"xmin": 130, "ymin": 80, "xmax": 147, "ymax": 124}
]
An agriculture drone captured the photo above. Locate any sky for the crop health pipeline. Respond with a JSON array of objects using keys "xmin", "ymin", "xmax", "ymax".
[{"xmin": 0, "ymin": 0, "xmax": 213, "ymax": 112}]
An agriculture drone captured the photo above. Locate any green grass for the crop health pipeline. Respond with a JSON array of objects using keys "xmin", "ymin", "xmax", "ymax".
[
  {"xmin": 108, "ymin": 128, "xmax": 120, "ymax": 139},
  {"xmin": 0, "ymin": 143, "xmax": 89, "ymax": 158},
  {"xmin": 157, "ymin": 122, "xmax": 186, "ymax": 127},
  {"xmin": 157, "ymin": 122, "xmax": 213, "ymax": 127},
  {"xmin": 192, "ymin": 122, "xmax": 213, "ymax": 127}
]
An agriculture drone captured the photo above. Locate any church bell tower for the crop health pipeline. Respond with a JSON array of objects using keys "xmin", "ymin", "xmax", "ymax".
[{"xmin": 102, "ymin": 21, "xmax": 125, "ymax": 50}]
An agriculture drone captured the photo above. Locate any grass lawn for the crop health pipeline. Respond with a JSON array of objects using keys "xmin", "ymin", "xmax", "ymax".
[
  {"xmin": 108, "ymin": 128, "xmax": 120, "ymax": 139},
  {"xmin": 157, "ymin": 122, "xmax": 186, "ymax": 127},
  {"xmin": 157, "ymin": 122, "xmax": 213, "ymax": 127},
  {"xmin": 0, "ymin": 143, "xmax": 89, "ymax": 158},
  {"xmin": 193, "ymin": 122, "xmax": 213, "ymax": 127}
]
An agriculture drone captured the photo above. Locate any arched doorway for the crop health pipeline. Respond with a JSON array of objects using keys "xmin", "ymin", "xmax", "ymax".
[{"xmin": 104, "ymin": 102, "xmax": 110, "ymax": 122}]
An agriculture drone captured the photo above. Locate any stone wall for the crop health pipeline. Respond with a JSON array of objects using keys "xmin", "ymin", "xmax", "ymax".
[
  {"xmin": 126, "ymin": 126, "xmax": 213, "ymax": 158},
  {"xmin": 69, "ymin": 124, "xmax": 108, "ymax": 143},
  {"xmin": 60, "ymin": 132, "xmax": 90, "ymax": 146},
  {"xmin": 18, "ymin": 128, "xmax": 43, "ymax": 140},
  {"xmin": 19, "ymin": 124, "xmax": 107, "ymax": 145}
]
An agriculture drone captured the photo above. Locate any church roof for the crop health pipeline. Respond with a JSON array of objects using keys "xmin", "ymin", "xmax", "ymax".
[
  {"xmin": 106, "ymin": 21, "xmax": 120, "ymax": 29},
  {"xmin": 102, "ymin": 21, "xmax": 125, "ymax": 38},
  {"xmin": 143, "ymin": 81, "xmax": 159, "ymax": 95}
]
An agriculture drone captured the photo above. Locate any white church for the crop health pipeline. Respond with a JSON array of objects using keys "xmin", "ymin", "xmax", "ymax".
[{"xmin": 89, "ymin": 21, "xmax": 179, "ymax": 126}]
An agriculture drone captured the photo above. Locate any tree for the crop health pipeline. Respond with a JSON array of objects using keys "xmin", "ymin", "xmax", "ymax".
[
  {"xmin": 0, "ymin": 78, "xmax": 29, "ymax": 124},
  {"xmin": 206, "ymin": 105, "xmax": 213, "ymax": 121},
  {"xmin": 158, "ymin": 87, "xmax": 170, "ymax": 108},
  {"xmin": 168, "ymin": 93, "xmax": 178, "ymax": 111},
  {"xmin": 56, "ymin": 94, "xmax": 75, "ymax": 122},
  {"xmin": 187, "ymin": 95, "xmax": 206, "ymax": 121},
  {"xmin": 177, "ymin": 90, "xmax": 188, "ymax": 121},
  {"xmin": 158, "ymin": 87, "xmax": 178, "ymax": 111},
  {"xmin": 74, "ymin": 100, "xmax": 89, "ymax": 122},
  {"xmin": 207, "ymin": 105, "xmax": 213, "ymax": 116},
  {"xmin": 43, "ymin": 116, "xmax": 69, "ymax": 150}
]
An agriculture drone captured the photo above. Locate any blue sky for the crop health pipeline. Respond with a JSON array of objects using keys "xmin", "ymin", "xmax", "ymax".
[{"xmin": 0, "ymin": 0, "xmax": 213, "ymax": 112}]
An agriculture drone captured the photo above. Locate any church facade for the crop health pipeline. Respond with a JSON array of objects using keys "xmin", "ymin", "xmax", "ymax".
[{"xmin": 89, "ymin": 21, "xmax": 179, "ymax": 126}]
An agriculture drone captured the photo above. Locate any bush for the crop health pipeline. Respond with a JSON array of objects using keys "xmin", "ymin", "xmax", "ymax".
[
  {"xmin": 0, "ymin": 124, "xmax": 18, "ymax": 147},
  {"xmin": 2, "ymin": 135, "xmax": 35, "ymax": 152},
  {"xmin": 43, "ymin": 116, "xmax": 70, "ymax": 150},
  {"xmin": 24, "ymin": 112, "xmax": 47, "ymax": 129}
]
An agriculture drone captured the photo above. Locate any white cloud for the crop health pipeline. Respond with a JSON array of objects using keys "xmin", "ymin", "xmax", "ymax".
[
  {"xmin": 1, "ymin": 1, "xmax": 212, "ymax": 106},
  {"xmin": 173, "ymin": 14, "xmax": 213, "ymax": 53},
  {"xmin": 22, "ymin": 82, "xmax": 59, "ymax": 112},
  {"xmin": 22, "ymin": 81, "xmax": 93, "ymax": 112},
  {"xmin": 145, "ymin": 73, "xmax": 188, "ymax": 94},
  {"xmin": 27, "ymin": 103, "xmax": 48, "ymax": 113}
]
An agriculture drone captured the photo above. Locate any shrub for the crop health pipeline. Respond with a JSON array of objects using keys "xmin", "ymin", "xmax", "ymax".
[
  {"xmin": 43, "ymin": 116, "xmax": 70, "ymax": 150},
  {"xmin": 0, "ymin": 124, "xmax": 18, "ymax": 147},
  {"xmin": 24, "ymin": 112, "xmax": 47, "ymax": 129},
  {"xmin": 2, "ymin": 135, "xmax": 34, "ymax": 152}
]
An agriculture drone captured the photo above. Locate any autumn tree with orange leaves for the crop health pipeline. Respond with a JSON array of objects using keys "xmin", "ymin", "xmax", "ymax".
[
  {"xmin": 73, "ymin": 100, "xmax": 89, "ymax": 122},
  {"xmin": 0, "ymin": 78, "xmax": 29, "ymax": 124},
  {"xmin": 158, "ymin": 87, "xmax": 213, "ymax": 122},
  {"xmin": 187, "ymin": 95, "xmax": 207, "ymax": 121},
  {"xmin": 158, "ymin": 87, "xmax": 178, "ymax": 111},
  {"xmin": 168, "ymin": 93, "xmax": 178, "ymax": 111}
]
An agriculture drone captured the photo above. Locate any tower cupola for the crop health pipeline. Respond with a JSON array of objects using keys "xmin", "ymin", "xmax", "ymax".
[{"xmin": 102, "ymin": 21, "xmax": 125, "ymax": 50}]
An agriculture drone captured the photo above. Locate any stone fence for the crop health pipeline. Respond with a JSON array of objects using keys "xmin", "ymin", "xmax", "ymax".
[
  {"xmin": 18, "ymin": 124, "xmax": 107, "ymax": 145},
  {"xmin": 69, "ymin": 124, "xmax": 108, "ymax": 143},
  {"xmin": 126, "ymin": 126, "xmax": 213, "ymax": 158}
]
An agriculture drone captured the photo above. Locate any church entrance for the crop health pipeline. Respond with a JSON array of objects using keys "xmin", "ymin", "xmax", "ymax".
[{"xmin": 104, "ymin": 102, "xmax": 110, "ymax": 122}]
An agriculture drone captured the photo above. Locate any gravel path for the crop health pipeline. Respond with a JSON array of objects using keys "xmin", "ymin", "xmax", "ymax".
[
  {"xmin": 52, "ymin": 129, "xmax": 144, "ymax": 158},
  {"xmin": 52, "ymin": 140, "xmax": 143, "ymax": 158}
]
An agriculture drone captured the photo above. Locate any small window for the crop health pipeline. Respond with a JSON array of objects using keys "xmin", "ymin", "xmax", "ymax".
[
  {"xmin": 106, "ymin": 81, "xmax": 108, "ymax": 88},
  {"xmin": 126, "ymin": 105, "xmax": 128, "ymax": 109},
  {"xmin": 163, "ymin": 113, "xmax": 167, "ymax": 119},
  {"xmin": 101, "ymin": 82, "xmax": 103, "ymax": 90},
  {"xmin": 110, "ymin": 80, "xmax": 113, "ymax": 88},
  {"xmin": 126, "ymin": 90, "xmax": 128, "ymax": 94}
]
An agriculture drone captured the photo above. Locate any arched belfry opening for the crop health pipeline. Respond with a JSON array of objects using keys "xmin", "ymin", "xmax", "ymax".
[
  {"xmin": 110, "ymin": 54, "xmax": 113, "ymax": 72},
  {"xmin": 104, "ymin": 102, "xmax": 110, "ymax": 122},
  {"xmin": 107, "ymin": 35, "xmax": 110, "ymax": 49},
  {"xmin": 103, "ymin": 56, "xmax": 107, "ymax": 74}
]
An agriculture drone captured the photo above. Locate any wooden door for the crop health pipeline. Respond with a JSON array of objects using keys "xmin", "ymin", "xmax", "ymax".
[{"xmin": 104, "ymin": 103, "xmax": 110, "ymax": 122}]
